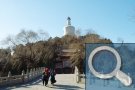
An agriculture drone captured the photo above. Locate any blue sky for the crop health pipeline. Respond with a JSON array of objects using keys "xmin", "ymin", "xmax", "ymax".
[{"xmin": 0, "ymin": 0, "xmax": 135, "ymax": 48}]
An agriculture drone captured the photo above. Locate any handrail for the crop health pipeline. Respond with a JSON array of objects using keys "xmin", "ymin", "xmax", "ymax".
[
  {"xmin": 0, "ymin": 67, "xmax": 44, "ymax": 87},
  {"xmin": 74, "ymin": 66, "xmax": 85, "ymax": 83}
]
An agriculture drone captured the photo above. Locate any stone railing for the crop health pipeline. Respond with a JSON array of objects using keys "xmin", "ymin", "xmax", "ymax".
[
  {"xmin": 74, "ymin": 66, "xmax": 85, "ymax": 83},
  {"xmin": 0, "ymin": 67, "xmax": 44, "ymax": 87}
]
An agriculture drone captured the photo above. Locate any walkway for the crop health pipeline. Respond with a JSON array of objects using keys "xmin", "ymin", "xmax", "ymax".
[{"xmin": 1, "ymin": 74, "xmax": 85, "ymax": 90}]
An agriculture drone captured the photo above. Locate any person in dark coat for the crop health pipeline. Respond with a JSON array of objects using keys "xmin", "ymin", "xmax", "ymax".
[
  {"xmin": 42, "ymin": 67, "xmax": 50, "ymax": 86},
  {"xmin": 50, "ymin": 69, "xmax": 56, "ymax": 85}
]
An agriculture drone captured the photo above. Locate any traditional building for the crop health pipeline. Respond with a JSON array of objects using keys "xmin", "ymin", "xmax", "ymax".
[
  {"xmin": 55, "ymin": 17, "xmax": 76, "ymax": 74},
  {"xmin": 55, "ymin": 47, "xmax": 76, "ymax": 73}
]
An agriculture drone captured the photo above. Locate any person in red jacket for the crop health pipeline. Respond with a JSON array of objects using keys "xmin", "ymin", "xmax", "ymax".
[{"xmin": 42, "ymin": 67, "xmax": 50, "ymax": 86}]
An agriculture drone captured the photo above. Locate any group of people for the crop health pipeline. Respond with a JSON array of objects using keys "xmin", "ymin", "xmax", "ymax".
[{"xmin": 42, "ymin": 67, "xmax": 56, "ymax": 86}]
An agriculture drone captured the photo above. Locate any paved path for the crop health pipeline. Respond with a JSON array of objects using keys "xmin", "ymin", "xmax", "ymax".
[{"xmin": 1, "ymin": 74, "xmax": 85, "ymax": 90}]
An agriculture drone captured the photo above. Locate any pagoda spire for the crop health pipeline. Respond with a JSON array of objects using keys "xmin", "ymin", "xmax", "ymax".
[{"xmin": 67, "ymin": 17, "xmax": 71, "ymax": 25}]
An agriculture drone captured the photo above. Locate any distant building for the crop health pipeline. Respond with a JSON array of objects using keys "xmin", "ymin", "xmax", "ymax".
[
  {"xmin": 55, "ymin": 17, "xmax": 76, "ymax": 73},
  {"xmin": 55, "ymin": 46, "xmax": 76, "ymax": 74},
  {"xmin": 64, "ymin": 17, "xmax": 75, "ymax": 36}
]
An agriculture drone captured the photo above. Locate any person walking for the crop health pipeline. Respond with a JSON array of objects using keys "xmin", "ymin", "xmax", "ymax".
[
  {"xmin": 42, "ymin": 67, "xmax": 50, "ymax": 86},
  {"xmin": 50, "ymin": 68, "xmax": 56, "ymax": 85}
]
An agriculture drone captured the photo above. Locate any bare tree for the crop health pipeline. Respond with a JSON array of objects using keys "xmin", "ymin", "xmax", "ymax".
[
  {"xmin": 16, "ymin": 30, "xmax": 38, "ymax": 44},
  {"xmin": 76, "ymin": 28, "xmax": 81, "ymax": 37},
  {"xmin": 117, "ymin": 37, "xmax": 124, "ymax": 43},
  {"xmin": 85, "ymin": 28, "xmax": 96, "ymax": 35},
  {"xmin": 38, "ymin": 29, "xmax": 50, "ymax": 41},
  {"xmin": 117, "ymin": 37, "xmax": 124, "ymax": 48},
  {"xmin": 1, "ymin": 35, "xmax": 18, "ymax": 49}
]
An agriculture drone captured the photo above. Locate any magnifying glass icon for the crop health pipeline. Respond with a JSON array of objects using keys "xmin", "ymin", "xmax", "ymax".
[{"xmin": 88, "ymin": 46, "xmax": 132, "ymax": 86}]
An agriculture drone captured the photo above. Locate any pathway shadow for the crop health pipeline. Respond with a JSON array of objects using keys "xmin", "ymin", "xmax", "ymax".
[
  {"xmin": 50, "ymin": 84, "xmax": 84, "ymax": 90},
  {"xmin": 0, "ymin": 77, "xmax": 42, "ymax": 90}
]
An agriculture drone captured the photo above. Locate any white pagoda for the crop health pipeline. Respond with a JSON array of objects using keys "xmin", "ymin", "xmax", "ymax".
[{"xmin": 64, "ymin": 17, "xmax": 75, "ymax": 36}]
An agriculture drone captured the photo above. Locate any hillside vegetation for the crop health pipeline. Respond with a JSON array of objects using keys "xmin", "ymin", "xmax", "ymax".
[{"xmin": 0, "ymin": 30, "xmax": 112, "ymax": 76}]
